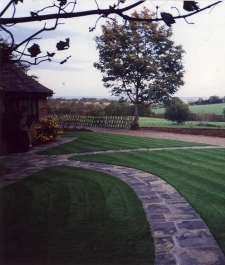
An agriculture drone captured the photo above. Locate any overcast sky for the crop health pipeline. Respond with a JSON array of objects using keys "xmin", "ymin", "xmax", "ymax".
[{"xmin": 1, "ymin": 0, "xmax": 225, "ymax": 99}]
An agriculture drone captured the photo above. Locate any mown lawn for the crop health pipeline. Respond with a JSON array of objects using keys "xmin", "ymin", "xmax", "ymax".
[
  {"xmin": 37, "ymin": 132, "xmax": 208, "ymax": 155},
  {"xmin": 0, "ymin": 166, "xmax": 154, "ymax": 265},
  {"xmin": 69, "ymin": 148, "xmax": 225, "ymax": 254},
  {"xmin": 139, "ymin": 117, "xmax": 225, "ymax": 128}
]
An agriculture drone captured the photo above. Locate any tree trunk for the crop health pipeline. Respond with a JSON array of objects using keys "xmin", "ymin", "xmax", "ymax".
[
  {"xmin": 134, "ymin": 102, "xmax": 139, "ymax": 123},
  {"xmin": 130, "ymin": 102, "xmax": 140, "ymax": 130}
]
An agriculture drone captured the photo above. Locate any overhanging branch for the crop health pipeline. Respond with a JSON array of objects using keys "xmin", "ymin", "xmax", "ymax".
[
  {"xmin": 0, "ymin": 1, "xmax": 145, "ymax": 25},
  {"xmin": 1, "ymin": 1, "xmax": 221, "ymax": 26},
  {"xmin": 119, "ymin": 1, "xmax": 222, "ymax": 22}
]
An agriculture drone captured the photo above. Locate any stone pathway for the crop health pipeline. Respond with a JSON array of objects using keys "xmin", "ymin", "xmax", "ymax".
[{"xmin": 1, "ymin": 137, "xmax": 225, "ymax": 265}]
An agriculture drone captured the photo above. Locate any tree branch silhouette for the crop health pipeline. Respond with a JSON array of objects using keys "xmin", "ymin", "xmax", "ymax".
[
  {"xmin": 0, "ymin": 0, "xmax": 222, "ymax": 66},
  {"xmin": 0, "ymin": 1, "xmax": 221, "ymax": 25}
]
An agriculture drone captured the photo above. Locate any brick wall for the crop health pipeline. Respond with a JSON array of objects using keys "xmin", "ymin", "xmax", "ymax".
[
  {"xmin": 28, "ymin": 98, "xmax": 49, "ymax": 146},
  {"xmin": 38, "ymin": 98, "xmax": 48, "ymax": 121},
  {"xmin": 0, "ymin": 91, "xmax": 6, "ymax": 113}
]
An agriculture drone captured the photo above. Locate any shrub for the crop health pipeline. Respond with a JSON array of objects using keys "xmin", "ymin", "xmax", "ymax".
[
  {"xmin": 164, "ymin": 97, "xmax": 190, "ymax": 124},
  {"xmin": 190, "ymin": 111, "xmax": 224, "ymax": 123},
  {"xmin": 35, "ymin": 117, "xmax": 61, "ymax": 144}
]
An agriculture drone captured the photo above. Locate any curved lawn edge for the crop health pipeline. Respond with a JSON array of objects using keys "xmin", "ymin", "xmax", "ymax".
[{"xmin": 69, "ymin": 148, "xmax": 225, "ymax": 256}]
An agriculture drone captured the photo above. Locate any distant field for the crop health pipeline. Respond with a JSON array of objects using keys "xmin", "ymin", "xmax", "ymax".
[
  {"xmin": 152, "ymin": 103, "xmax": 225, "ymax": 115},
  {"xmin": 139, "ymin": 117, "xmax": 225, "ymax": 128}
]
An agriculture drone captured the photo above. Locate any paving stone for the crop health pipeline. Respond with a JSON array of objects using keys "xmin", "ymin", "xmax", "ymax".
[
  {"xmin": 154, "ymin": 252, "xmax": 177, "ymax": 265},
  {"xmin": 177, "ymin": 220, "xmax": 208, "ymax": 230},
  {"xmin": 160, "ymin": 192, "xmax": 185, "ymax": 201},
  {"xmin": 175, "ymin": 247, "xmax": 225, "ymax": 265},
  {"xmin": 168, "ymin": 203, "xmax": 197, "ymax": 214},
  {"xmin": 165, "ymin": 212, "xmax": 200, "ymax": 222},
  {"xmin": 146, "ymin": 204, "xmax": 171, "ymax": 214},
  {"xmin": 175, "ymin": 230, "xmax": 217, "ymax": 248},
  {"xmin": 154, "ymin": 236, "xmax": 175, "ymax": 252},
  {"xmin": 140, "ymin": 194, "xmax": 164, "ymax": 204},
  {"xmin": 147, "ymin": 214, "xmax": 167, "ymax": 224},
  {"xmin": 151, "ymin": 222, "xmax": 177, "ymax": 237}
]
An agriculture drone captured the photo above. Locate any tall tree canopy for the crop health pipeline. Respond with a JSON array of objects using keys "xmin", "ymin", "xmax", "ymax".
[{"xmin": 94, "ymin": 8, "xmax": 185, "ymax": 127}]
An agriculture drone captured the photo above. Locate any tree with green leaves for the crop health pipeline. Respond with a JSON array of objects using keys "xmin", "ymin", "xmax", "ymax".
[
  {"xmin": 94, "ymin": 8, "xmax": 185, "ymax": 128},
  {"xmin": 164, "ymin": 97, "xmax": 190, "ymax": 124}
]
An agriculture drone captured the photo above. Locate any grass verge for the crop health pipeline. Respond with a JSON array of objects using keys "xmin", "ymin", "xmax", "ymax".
[
  {"xmin": 69, "ymin": 148, "xmax": 225, "ymax": 254},
  {"xmin": 37, "ymin": 132, "xmax": 208, "ymax": 155},
  {"xmin": 0, "ymin": 166, "xmax": 154, "ymax": 265},
  {"xmin": 151, "ymin": 102, "xmax": 225, "ymax": 115},
  {"xmin": 139, "ymin": 117, "xmax": 225, "ymax": 128}
]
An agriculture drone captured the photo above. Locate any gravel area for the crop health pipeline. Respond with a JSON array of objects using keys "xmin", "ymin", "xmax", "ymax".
[{"xmin": 84, "ymin": 127, "xmax": 225, "ymax": 147}]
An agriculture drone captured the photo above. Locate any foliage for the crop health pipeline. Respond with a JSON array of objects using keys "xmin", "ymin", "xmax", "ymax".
[
  {"xmin": 191, "ymin": 110, "xmax": 222, "ymax": 125},
  {"xmin": 35, "ymin": 116, "xmax": 61, "ymax": 143},
  {"xmin": 0, "ymin": 35, "xmax": 30, "ymax": 72},
  {"xmin": 47, "ymin": 98, "xmax": 153, "ymax": 117},
  {"xmin": 90, "ymin": 105, "xmax": 105, "ymax": 116},
  {"xmin": 94, "ymin": 8, "xmax": 185, "ymax": 125},
  {"xmin": 189, "ymin": 95, "xmax": 224, "ymax": 105},
  {"xmin": 164, "ymin": 97, "xmax": 190, "ymax": 124},
  {"xmin": 0, "ymin": 166, "xmax": 154, "ymax": 264},
  {"xmin": 104, "ymin": 102, "xmax": 131, "ymax": 116}
]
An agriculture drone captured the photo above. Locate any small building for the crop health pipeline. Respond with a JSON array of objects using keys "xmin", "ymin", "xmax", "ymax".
[{"xmin": 0, "ymin": 63, "xmax": 53, "ymax": 153}]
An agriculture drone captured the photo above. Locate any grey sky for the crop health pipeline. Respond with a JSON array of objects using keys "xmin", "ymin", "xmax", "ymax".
[{"xmin": 1, "ymin": 0, "xmax": 225, "ymax": 99}]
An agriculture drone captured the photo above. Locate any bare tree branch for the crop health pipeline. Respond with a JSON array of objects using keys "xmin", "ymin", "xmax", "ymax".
[
  {"xmin": 8, "ymin": 58, "xmax": 51, "ymax": 65},
  {"xmin": 118, "ymin": 1, "xmax": 222, "ymax": 22},
  {"xmin": 0, "ymin": 25, "xmax": 14, "ymax": 48},
  {"xmin": 0, "ymin": 1, "xmax": 221, "ymax": 25},
  {"xmin": 0, "ymin": 0, "xmax": 14, "ymax": 17},
  {"xmin": 0, "ymin": 1, "xmax": 145, "ymax": 25},
  {"xmin": 13, "ymin": 6, "xmax": 62, "ymax": 54},
  {"xmin": 0, "ymin": 0, "xmax": 222, "ymax": 67}
]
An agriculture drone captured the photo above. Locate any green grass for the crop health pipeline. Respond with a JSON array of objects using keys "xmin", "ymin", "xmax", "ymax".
[
  {"xmin": 69, "ymin": 148, "xmax": 225, "ymax": 254},
  {"xmin": 0, "ymin": 166, "xmax": 154, "ymax": 265},
  {"xmin": 152, "ymin": 103, "xmax": 225, "ymax": 115},
  {"xmin": 37, "ymin": 132, "xmax": 208, "ymax": 155},
  {"xmin": 139, "ymin": 117, "xmax": 225, "ymax": 128}
]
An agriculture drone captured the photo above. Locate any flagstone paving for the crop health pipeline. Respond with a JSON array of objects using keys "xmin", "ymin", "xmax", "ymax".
[{"xmin": 1, "ymin": 137, "xmax": 225, "ymax": 265}]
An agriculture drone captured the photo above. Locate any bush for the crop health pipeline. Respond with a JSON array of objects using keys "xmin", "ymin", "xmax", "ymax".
[
  {"xmin": 35, "ymin": 117, "xmax": 61, "ymax": 144},
  {"xmin": 190, "ymin": 111, "xmax": 224, "ymax": 123},
  {"xmin": 164, "ymin": 97, "xmax": 190, "ymax": 124}
]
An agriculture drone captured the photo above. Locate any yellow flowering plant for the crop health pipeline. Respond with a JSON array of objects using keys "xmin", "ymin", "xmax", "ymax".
[{"xmin": 35, "ymin": 117, "xmax": 62, "ymax": 144}]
